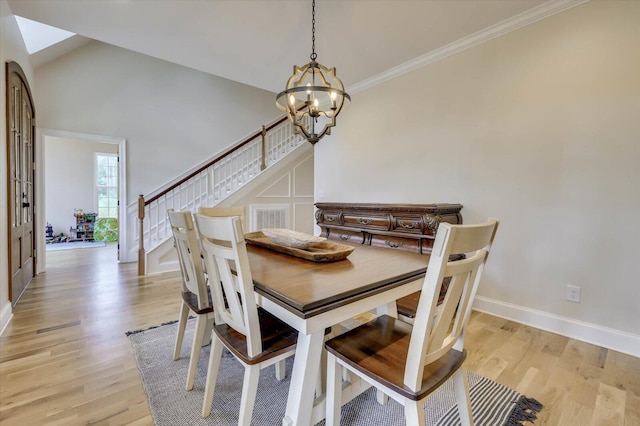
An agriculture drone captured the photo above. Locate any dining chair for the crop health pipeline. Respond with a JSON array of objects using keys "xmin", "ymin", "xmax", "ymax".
[
  {"xmin": 194, "ymin": 214, "xmax": 299, "ymax": 424},
  {"xmin": 168, "ymin": 209, "xmax": 214, "ymax": 391},
  {"xmin": 324, "ymin": 218, "xmax": 499, "ymax": 426},
  {"xmin": 199, "ymin": 205, "xmax": 290, "ymax": 380}
]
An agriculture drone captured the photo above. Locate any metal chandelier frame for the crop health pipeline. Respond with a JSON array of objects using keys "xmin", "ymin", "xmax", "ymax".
[{"xmin": 276, "ymin": 0, "xmax": 350, "ymax": 144}]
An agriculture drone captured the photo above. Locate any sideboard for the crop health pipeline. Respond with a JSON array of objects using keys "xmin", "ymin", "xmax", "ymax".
[{"xmin": 315, "ymin": 202, "xmax": 463, "ymax": 319}]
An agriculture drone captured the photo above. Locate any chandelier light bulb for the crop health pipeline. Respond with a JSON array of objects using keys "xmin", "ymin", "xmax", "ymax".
[{"xmin": 311, "ymin": 98, "xmax": 319, "ymax": 117}]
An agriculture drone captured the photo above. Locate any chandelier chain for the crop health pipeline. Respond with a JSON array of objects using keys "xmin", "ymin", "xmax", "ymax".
[{"xmin": 310, "ymin": 0, "xmax": 317, "ymax": 61}]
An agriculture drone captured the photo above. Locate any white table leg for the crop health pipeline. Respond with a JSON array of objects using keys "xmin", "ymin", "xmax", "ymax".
[
  {"xmin": 375, "ymin": 301, "xmax": 398, "ymax": 318},
  {"xmin": 282, "ymin": 330, "xmax": 325, "ymax": 426}
]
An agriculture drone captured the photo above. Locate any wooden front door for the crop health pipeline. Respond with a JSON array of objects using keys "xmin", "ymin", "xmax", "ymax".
[{"xmin": 6, "ymin": 62, "xmax": 36, "ymax": 305}]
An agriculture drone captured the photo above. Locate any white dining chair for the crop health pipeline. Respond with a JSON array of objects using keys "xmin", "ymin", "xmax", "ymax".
[
  {"xmin": 324, "ymin": 218, "xmax": 499, "ymax": 425},
  {"xmin": 195, "ymin": 214, "xmax": 298, "ymax": 424},
  {"xmin": 198, "ymin": 205, "xmax": 291, "ymax": 381},
  {"xmin": 168, "ymin": 209, "xmax": 214, "ymax": 391}
]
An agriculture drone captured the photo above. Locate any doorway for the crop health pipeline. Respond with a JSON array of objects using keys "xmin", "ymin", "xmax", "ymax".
[{"xmin": 37, "ymin": 130, "xmax": 127, "ymax": 272}]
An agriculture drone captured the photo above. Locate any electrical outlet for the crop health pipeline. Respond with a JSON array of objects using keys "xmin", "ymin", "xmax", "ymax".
[{"xmin": 566, "ymin": 285, "xmax": 581, "ymax": 303}]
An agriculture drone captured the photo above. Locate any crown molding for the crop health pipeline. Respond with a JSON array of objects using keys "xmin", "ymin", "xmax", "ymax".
[{"xmin": 348, "ymin": 0, "xmax": 590, "ymax": 94}]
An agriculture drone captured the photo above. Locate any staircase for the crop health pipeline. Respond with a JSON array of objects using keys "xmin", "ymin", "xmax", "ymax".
[{"xmin": 123, "ymin": 115, "xmax": 310, "ymax": 274}]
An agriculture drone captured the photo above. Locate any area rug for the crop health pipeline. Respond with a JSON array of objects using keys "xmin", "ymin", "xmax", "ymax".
[
  {"xmin": 46, "ymin": 241, "xmax": 106, "ymax": 251},
  {"xmin": 128, "ymin": 320, "xmax": 542, "ymax": 426}
]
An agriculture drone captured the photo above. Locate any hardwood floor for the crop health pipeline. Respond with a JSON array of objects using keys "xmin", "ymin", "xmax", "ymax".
[
  {"xmin": 464, "ymin": 314, "xmax": 640, "ymax": 425},
  {"xmin": 1, "ymin": 244, "xmax": 638, "ymax": 425}
]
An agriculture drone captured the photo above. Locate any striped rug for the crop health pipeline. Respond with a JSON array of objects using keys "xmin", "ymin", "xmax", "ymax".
[{"xmin": 129, "ymin": 320, "xmax": 542, "ymax": 425}]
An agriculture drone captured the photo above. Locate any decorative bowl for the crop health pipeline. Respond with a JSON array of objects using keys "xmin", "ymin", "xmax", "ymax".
[{"xmin": 261, "ymin": 228, "xmax": 326, "ymax": 249}]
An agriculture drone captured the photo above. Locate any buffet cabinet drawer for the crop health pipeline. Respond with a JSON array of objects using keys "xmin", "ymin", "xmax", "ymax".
[
  {"xmin": 326, "ymin": 229, "xmax": 365, "ymax": 244},
  {"xmin": 342, "ymin": 213, "xmax": 390, "ymax": 230},
  {"xmin": 318, "ymin": 212, "xmax": 342, "ymax": 225},
  {"xmin": 370, "ymin": 235, "xmax": 420, "ymax": 253},
  {"xmin": 392, "ymin": 215, "xmax": 424, "ymax": 234}
]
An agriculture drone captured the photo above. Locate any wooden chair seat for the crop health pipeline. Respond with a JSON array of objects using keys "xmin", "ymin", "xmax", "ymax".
[
  {"xmin": 181, "ymin": 288, "xmax": 214, "ymax": 315},
  {"xmin": 214, "ymin": 307, "xmax": 297, "ymax": 365},
  {"xmin": 325, "ymin": 315, "xmax": 465, "ymax": 401},
  {"xmin": 396, "ymin": 292, "xmax": 421, "ymax": 320}
]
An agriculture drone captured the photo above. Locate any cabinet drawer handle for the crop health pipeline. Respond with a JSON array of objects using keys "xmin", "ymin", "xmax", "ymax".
[
  {"xmin": 356, "ymin": 218, "xmax": 371, "ymax": 225},
  {"xmin": 339, "ymin": 234, "xmax": 350, "ymax": 240},
  {"xmin": 398, "ymin": 220, "xmax": 419, "ymax": 229},
  {"xmin": 326, "ymin": 216, "xmax": 336, "ymax": 222},
  {"xmin": 385, "ymin": 240, "xmax": 403, "ymax": 248}
]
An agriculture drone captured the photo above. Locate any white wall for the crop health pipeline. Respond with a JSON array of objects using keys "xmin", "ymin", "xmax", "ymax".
[
  {"xmin": 0, "ymin": 0, "xmax": 35, "ymax": 332},
  {"xmin": 315, "ymin": 1, "xmax": 640, "ymax": 349},
  {"xmin": 34, "ymin": 41, "xmax": 281, "ymax": 204},
  {"xmin": 44, "ymin": 136, "xmax": 118, "ymax": 235}
]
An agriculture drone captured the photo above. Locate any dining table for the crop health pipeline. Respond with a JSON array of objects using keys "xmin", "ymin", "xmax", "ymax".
[{"xmin": 246, "ymin": 241, "xmax": 430, "ymax": 426}]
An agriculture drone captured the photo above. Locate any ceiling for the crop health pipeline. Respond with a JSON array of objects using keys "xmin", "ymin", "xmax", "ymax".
[{"xmin": 8, "ymin": 0, "xmax": 560, "ymax": 93}]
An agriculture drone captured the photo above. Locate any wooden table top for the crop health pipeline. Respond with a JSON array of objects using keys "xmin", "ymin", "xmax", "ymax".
[{"xmin": 246, "ymin": 243, "xmax": 429, "ymax": 319}]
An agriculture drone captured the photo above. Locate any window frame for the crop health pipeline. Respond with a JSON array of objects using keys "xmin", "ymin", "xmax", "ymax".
[{"xmin": 94, "ymin": 152, "xmax": 119, "ymax": 218}]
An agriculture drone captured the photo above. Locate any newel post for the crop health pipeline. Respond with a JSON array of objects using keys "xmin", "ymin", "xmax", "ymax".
[
  {"xmin": 260, "ymin": 125, "xmax": 267, "ymax": 171},
  {"xmin": 137, "ymin": 194, "xmax": 145, "ymax": 276}
]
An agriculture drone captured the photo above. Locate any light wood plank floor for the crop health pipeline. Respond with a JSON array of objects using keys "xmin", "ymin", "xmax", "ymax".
[{"xmin": 1, "ymin": 244, "xmax": 638, "ymax": 425}]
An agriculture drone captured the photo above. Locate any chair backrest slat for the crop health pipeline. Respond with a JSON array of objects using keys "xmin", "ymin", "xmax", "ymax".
[
  {"xmin": 404, "ymin": 219, "xmax": 498, "ymax": 391},
  {"xmin": 446, "ymin": 222, "xmax": 497, "ymax": 256},
  {"xmin": 168, "ymin": 209, "xmax": 209, "ymax": 311},
  {"xmin": 199, "ymin": 206, "xmax": 247, "ymax": 232},
  {"xmin": 195, "ymin": 214, "xmax": 263, "ymax": 358},
  {"xmin": 427, "ymin": 251, "xmax": 485, "ymax": 354}
]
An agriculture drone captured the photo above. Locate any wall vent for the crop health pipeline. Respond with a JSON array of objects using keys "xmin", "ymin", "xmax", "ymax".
[{"xmin": 250, "ymin": 204, "xmax": 289, "ymax": 231}]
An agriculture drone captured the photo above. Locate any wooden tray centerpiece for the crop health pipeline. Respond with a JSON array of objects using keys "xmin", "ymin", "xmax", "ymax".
[{"xmin": 244, "ymin": 229, "xmax": 355, "ymax": 262}]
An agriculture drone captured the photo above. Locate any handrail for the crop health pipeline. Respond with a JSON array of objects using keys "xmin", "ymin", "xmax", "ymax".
[
  {"xmin": 144, "ymin": 115, "xmax": 289, "ymax": 206},
  {"xmin": 135, "ymin": 114, "xmax": 306, "ymax": 275}
]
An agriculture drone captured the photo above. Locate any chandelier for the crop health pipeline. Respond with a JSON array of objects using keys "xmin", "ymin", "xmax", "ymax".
[{"xmin": 276, "ymin": 0, "xmax": 350, "ymax": 145}]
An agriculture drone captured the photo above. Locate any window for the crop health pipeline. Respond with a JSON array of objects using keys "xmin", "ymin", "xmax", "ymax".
[{"xmin": 95, "ymin": 153, "xmax": 118, "ymax": 218}]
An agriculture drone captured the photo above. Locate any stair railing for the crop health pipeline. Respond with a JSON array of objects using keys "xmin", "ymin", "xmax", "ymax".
[{"xmin": 133, "ymin": 115, "xmax": 307, "ymax": 275}]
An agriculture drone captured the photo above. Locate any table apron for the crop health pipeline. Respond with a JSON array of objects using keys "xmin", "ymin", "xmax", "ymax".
[{"xmin": 257, "ymin": 278, "xmax": 424, "ymax": 335}]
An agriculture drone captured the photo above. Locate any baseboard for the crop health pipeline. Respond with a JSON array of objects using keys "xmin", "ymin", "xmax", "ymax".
[
  {"xmin": 146, "ymin": 260, "xmax": 180, "ymax": 276},
  {"xmin": 473, "ymin": 296, "xmax": 640, "ymax": 358},
  {"xmin": 0, "ymin": 303, "xmax": 13, "ymax": 337}
]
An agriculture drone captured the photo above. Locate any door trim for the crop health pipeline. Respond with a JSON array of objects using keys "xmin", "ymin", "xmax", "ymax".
[{"xmin": 36, "ymin": 129, "xmax": 127, "ymax": 272}]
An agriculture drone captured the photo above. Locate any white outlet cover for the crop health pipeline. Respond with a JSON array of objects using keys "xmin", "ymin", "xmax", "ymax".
[{"xmin": 566, "ymin": 285, "xmax": 581, "ymax": 302}]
